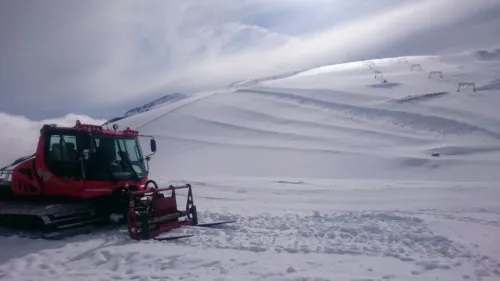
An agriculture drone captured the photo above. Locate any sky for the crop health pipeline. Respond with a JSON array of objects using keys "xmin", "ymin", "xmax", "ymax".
[{"xmin": 0, "ymin": 0, "xmax": 499, "ymax": 121}]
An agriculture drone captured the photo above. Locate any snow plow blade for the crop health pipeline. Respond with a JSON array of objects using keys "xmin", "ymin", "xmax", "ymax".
[{"xmin": 127, "ymin": 182, "xmax": 235, "ymax": 240}]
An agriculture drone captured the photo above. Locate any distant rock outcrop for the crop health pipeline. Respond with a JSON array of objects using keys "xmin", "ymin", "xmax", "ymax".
[
  {"xmin": 474, "ymin": 48, "xmax": 500, "ymax": 61},
  {"xmin": 123, "ymin": 93, "xmax": 187, "ymax": 117}
]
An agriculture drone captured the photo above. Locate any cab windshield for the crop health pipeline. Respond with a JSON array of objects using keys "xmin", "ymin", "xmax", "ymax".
[{"xmin": 87, "ymin": 135, "xmax": 147, "ymax": 181}]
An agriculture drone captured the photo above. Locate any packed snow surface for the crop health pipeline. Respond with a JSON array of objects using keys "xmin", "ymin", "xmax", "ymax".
[{"xmin": 1, "ymin": 50, "xmax": 500, "ymax": 281}]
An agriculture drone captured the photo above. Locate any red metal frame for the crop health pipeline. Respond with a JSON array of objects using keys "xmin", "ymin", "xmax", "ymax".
[
  {"xmin": 127, "ymin": 184, "xmax": 197, "ymax": 240},
  {"xmin": 74, "ymin": 120, "xmax": 139, "ymax": 136}
]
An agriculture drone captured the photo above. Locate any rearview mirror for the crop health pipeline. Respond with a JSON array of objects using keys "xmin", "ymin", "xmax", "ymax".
[{"xmin": 150, "ymin": 139, "xmax": 157, "ymax": 152}]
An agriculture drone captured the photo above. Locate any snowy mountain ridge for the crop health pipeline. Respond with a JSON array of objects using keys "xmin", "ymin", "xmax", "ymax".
[
  {"xmin": 123, "ymin": 93, "xmax": 188, "ymax": 117},
  {"xmin": 102, "ymin": 93, "xmax": 188, "ymax": 126}
]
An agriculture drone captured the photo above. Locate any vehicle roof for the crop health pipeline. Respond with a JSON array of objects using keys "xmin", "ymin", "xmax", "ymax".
[{"xmin": 41, "ymin": 120, "xmax": 139, "ymax": 137}]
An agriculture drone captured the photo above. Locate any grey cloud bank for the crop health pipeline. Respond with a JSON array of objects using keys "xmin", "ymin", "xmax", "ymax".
[{"xmin": 0, "ymin": 0, "xmax": 499, "ymax": 120}]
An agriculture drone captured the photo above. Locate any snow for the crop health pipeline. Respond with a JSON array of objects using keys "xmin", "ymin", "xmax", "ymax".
[{"xmin": 1, "ymin": 49, "xmax": 500, "ymax": 281}]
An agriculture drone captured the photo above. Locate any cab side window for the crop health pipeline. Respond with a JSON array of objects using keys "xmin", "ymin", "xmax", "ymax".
[
  {"xmin": 45, "ymin": 133, "xmax": 80, "ymax": 178},
  {"xmin": 48, "ymin": 135, "xmax": 77, "ymax": 161}
]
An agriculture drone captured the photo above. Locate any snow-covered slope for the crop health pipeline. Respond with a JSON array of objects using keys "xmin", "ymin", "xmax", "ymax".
[
  {"xmin": 1, "ymin": 49, "xmax": 500, "ymax": 281},
  {"xmin": 114, "ymin": 50, "xmax": 500, "ymax": 182}
]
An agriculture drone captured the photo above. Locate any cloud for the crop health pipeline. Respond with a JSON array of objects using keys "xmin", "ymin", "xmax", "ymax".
[
  {"xmin": 144, "ymin": 0, "xmax": 500, "ymax": 92},
  {"xmin": 1, "ymin": 0, "xmax": 499, "ymax": 119},
  {"xmin": 0, "ymin": 112, "xmax": 106, "ymax": 167}
]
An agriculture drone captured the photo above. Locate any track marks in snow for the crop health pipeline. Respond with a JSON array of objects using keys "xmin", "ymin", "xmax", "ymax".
[
  {"xmin": 369, "ymin": 82, "xmax": 401, "ymax": 89},
  {"xmin": 391, "ymin": 91, "xmax": 449, "ymax": 104},
  {"xmin": 238, "ymin": 88, "xmax": 500, "ymax": 139},
  {"xmin": 1, "ymin": 210, "xmax": 499, "ymax": 281},
  {"xmin": 166, "ymin": 210, "xmax": 500, "ymax": 278},
  {"xmin": 191, "ymin": 115, "xmax": 344, "ymax": 145},
  {"xmin": 154, "ymin": 133, "xmax": 346, "ymax": 155},
  {"xmin": 193, "ymin": 100, "xmax": 437, "ymax": 146}
]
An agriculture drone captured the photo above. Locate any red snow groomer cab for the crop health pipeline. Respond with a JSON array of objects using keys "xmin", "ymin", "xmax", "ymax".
[{"xmin": 0, "ymin": 121, "xmax": 234, "ymax": 240}]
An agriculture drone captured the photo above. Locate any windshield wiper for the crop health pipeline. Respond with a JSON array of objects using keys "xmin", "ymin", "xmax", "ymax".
[{"xmin": 116, "ymin": 142, "xmax": 139, "ymax": 181}]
